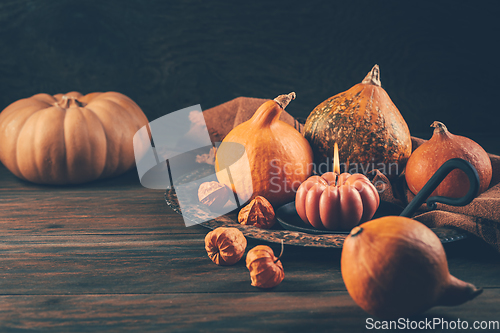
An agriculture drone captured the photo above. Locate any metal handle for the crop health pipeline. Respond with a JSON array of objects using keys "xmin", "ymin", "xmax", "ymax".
[{"xmin": 400, "ymin": 158, "xmax": 480, "ymax": 218}]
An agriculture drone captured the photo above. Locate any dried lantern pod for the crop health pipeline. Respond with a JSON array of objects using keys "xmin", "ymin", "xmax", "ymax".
[
  {"xmin": 205, "ymin": 227, "xmax": 247, "ymax": 265},
  {"xmin": 238, "ymin": 196, "xmax": 276, "ymax": 229},
  {"xmin": 246, "ymin": 241, "xmax": 284, "ymax": 288}
]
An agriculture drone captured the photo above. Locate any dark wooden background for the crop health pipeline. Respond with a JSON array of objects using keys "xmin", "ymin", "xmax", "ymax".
[{"xmin": 0, "ymin": 0, "xmax": 499, "ymax": 149}]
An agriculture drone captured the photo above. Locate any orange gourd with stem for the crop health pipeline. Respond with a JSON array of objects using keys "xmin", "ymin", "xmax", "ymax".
[
  {"xmin": 341, "ymin": 216, "xmax": 482, "ymax": 319},
  {"xmin": 215, "ymin": 92, "xmax": 313, "ymax": 207},
  {"xmin": 405, "ymin": 121, "xmax": 492, "ymax": 198},
  {"xmin": 303, "ymin": 65, "xmax": 411, "ymax": 177}
]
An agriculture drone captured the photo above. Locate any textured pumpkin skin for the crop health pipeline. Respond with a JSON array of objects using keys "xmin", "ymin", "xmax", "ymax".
[
  {"xmin": 303, "ymin": 65, "xmax": 411, "ymax": 177},
  {"xmin": 0, "ymin": 91, "xmax": 148, "ymax": 184},
  {"xmin": 215, "ymin": 93, "xmax": 313, "ymax": 207}
]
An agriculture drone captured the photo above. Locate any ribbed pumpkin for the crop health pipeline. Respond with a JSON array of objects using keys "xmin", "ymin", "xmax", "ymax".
[
  {"xmin": 303, "ymin": 65, "xmax": 411, "ymax": 177},
  {"xmin": 0, "ymin": 91, "xmax": 148, "ymax": 184},
  {"xmin": 215, "ymin": 92, "xmax": 313, "ymax": 207},
  {"xmin": 295, "ymin": 172, "xmax": 380, "ymax": 230}
]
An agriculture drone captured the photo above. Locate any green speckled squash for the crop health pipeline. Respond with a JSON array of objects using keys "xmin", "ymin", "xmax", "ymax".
[{"xmin": 303, "ymin": 65, "xmax": 411, "ymax": 177}]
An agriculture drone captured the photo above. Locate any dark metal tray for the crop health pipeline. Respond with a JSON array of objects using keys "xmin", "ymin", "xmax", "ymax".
[
  {"xmin": 164, "ymin": 158, "xmax": 478, "ymax": 248},
  {"xmin": 164, "ymin": 190, "xmax": 468, "ymax": 249}
]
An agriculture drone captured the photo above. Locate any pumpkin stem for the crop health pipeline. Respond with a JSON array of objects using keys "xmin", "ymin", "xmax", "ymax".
[
  {"xmin": 57, "ymin": 95, "xmax": 85, "ymax": 108},
  {"xmin": 251, "ymin": 92, "xmax": 296, "ymax": 127},
  {"xmin": 361, "ymin": 65, "xmax": 381, "ymax": 87},
  {"xmin": 350, "ymin": 226, "xmax": 363, "ymax": 237},
  {"xmin": 275, "ymin": 239, "xmax": 284, "ymax": 263},
  {"xmin": 274, "ymin": 92, "xmax": 296, "ymax": 110},
  {"xmin": 431, "ymin": 121, "xmax": 449, "ymax": 134}
]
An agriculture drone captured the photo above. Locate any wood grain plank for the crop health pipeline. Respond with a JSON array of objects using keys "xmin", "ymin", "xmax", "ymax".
[
  {"xmin": 0, "ymin": 290, "xmax": 499, "ymax": 333},
  {"xmin": 0, "ymin": 164, "xmax": 206, "ymax": 235},
  {"xmin": 0, "ymin": 236, "xmax": 345, "ymax": 295},
  {"xmin": 1, "ymin": 233, "xmax": 499, "ymax": 296},
  {"xmin": 2, "ymin": 159, "xmax": 500, "ymax": 332}
]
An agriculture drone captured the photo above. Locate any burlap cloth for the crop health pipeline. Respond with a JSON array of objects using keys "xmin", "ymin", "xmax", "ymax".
[{"xmin": 203, "ymin": 97, "xmax": 500, "ymax": 252}]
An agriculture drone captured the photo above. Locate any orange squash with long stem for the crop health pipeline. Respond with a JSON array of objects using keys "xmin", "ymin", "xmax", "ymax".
[{"xmin": 215, "ymin": 92, "xmax": 313, "ymax": 207}]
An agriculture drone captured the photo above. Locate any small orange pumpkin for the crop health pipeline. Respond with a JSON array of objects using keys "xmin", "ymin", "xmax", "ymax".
[
  {"xmin": 215, "ymin": 92, "xmax": 313, "ymax": 207},
  {"xmin": 341, "ymin": 216, "xmax": 482, "ymax": 319},
  {"xmin": 0, "ymin": 91, "xmax": 149, "ymax": 184},
  {"xmin": 246, "ymin": 243, "xmax": 284, "ymax": 288},
  {"xmin": 205, "ymin": 227, "xmax": 247, "ymax": 266},
  {"xmin": 405, "ymin": 121, "xmax": 492, "ymax": 198}
]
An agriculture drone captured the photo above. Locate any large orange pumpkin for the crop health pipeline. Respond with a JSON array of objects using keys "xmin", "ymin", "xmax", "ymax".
[{"xmin": 0, "ymin": 91, "xmax": 149, "ymax": 184}]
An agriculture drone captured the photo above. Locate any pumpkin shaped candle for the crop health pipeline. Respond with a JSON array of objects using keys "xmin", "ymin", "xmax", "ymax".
[{"xmin": 295, "ymin": 143, "xmax": 380, "ymax": 230}]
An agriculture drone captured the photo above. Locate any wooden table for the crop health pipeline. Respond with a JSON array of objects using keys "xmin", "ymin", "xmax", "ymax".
[{"xmin": 1, "ymin": 163, "xmax": 499, "ymax": 332}]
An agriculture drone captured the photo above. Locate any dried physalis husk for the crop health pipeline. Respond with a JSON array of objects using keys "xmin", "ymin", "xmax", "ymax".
[
  {"xmin": 205, "ymin": 227, "xmax": 247, "ymax": 265},
  {"xmin": 198, "ymin": 181, "xmax": 230, "ymax": 211},
  {"xmin": 246, "ymin": 241, "xmax": 284, "ymax": 288},
  {"xmin": 238, "ymin": 196, "xmax": 276, "ymax": 229}
]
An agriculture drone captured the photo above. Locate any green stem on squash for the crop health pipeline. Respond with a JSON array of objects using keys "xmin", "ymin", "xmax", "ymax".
[{"xmin": 361, "ymin": 65, "xmax": 381, "ymax": 87}]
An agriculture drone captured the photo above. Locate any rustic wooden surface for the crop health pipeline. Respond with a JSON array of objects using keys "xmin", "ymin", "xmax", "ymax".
[{"xmin": 1, "ymin": 163, "xmax": 500, "ymax": 332}]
